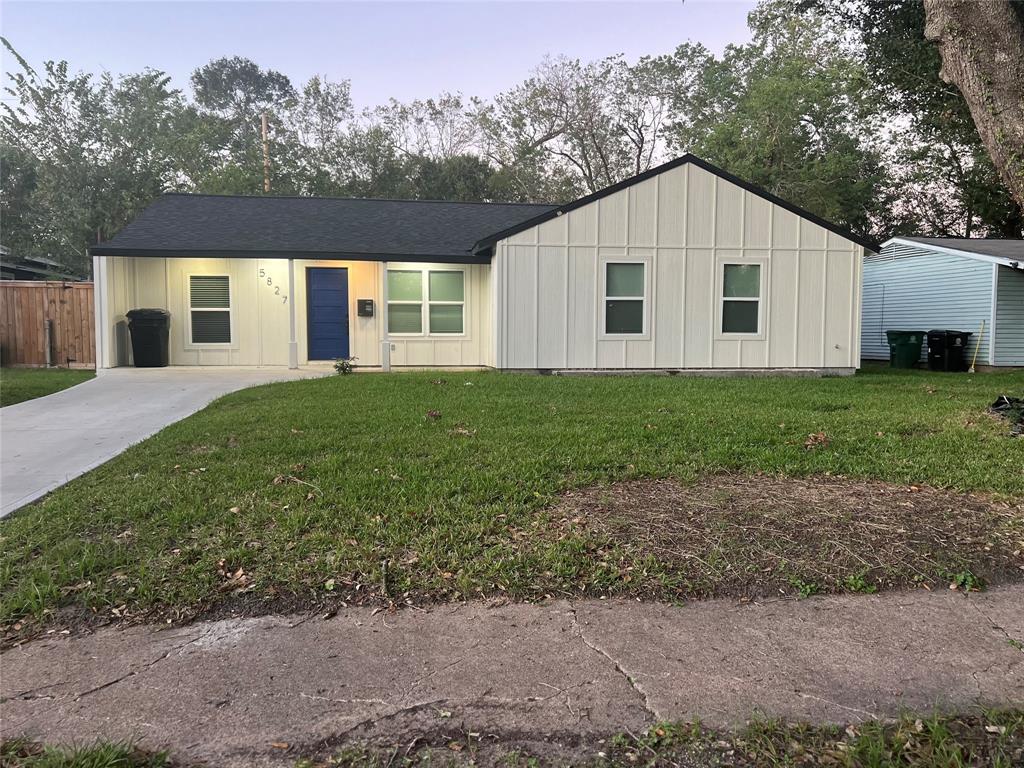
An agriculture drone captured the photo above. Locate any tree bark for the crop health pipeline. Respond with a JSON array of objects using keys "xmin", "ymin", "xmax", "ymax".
[{"xmin": 923, "ymin": 0, "xmax": 1024, "ymax": 215}]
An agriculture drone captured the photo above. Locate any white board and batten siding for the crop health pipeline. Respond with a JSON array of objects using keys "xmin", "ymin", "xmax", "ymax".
[
  {"xmin": 861, "ymin": 243, "xmax": 994, "ymax": 365},
  {"xmin": 95, "ymin": 256, "xmax": 492, "ymax": 368},
  {"xmin": 493, "ymin": 162, "xmax": 864, "ymax": 371}
]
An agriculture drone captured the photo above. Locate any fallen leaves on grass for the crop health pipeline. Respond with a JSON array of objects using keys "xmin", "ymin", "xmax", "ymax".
[
  {"xmin": 803, "ymin": 432, "xmax": 830, "ymax": 450},
  {"xmin": 216, "ymin": 559, "xmax": 251, "ymax": 593}
]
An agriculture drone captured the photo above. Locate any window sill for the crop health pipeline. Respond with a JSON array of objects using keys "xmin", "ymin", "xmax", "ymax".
[
  {"xmin": 184, "ymin": 343, "xmax": 238, "ymax": 351},
  {"xmin": 714, "ymin": 332, "xmax": 766, "ymax": 341},
  {"xmin": 600, "ymin": 333, "xmax": 650, "ymax": 341},
  {"xmin": 388, "ymin": 334, "xmax": 470, "ymax": 340}
]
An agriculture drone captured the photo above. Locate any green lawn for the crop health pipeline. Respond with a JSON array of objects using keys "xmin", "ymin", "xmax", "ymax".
[
  {"xmin": 0, "ymin": 739, "xmax": 169, "ymax": 768},
  {"xmin": 0, "ymin": 367, "xmax": 95, "ymax": 407},
  {"xmin": 1, "ymin": 368, "xmax": 1022, "ymax": 630}
]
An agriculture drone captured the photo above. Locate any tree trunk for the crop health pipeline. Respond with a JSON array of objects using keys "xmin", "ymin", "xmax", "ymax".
[{"xmin": 923, "ymin": 0, "xmax": 1024, "ymax": 215}]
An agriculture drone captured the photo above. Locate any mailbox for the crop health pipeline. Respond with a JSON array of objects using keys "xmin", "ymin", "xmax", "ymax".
[{"xmin": 357, "ymin": 298, "xmax": 374, "ymax": 317}]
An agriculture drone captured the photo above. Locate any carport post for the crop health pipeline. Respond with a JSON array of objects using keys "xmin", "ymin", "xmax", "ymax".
[
  {"xmin": 381, "ymin": 260, "xmax": 391, "ymax": 372},
  {"xmin": 288, "ymin": 258, "xmax": 298, "ymax": 369}
]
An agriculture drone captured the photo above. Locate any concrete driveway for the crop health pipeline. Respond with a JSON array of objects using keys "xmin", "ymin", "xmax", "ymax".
[{"xmin": 0, "ymin": 367, "xmax": 328, "ymax": 517}]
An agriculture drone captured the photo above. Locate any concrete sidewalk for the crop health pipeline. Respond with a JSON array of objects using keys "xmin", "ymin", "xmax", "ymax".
[
  {"xmin": 2, "ymin": 587, "xmax": 1022, "ymax": 766},
  {"xmin": 0, "ymin": 366, "xmax": 327, "ymax": 517}
]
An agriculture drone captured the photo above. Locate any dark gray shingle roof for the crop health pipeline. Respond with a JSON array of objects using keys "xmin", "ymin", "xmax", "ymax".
[
  {"xmin": 90, "ymin": 194, "xmax": 557, "ymax": 262},
  {"xmin": 900, "ymin": 237, "xmax": 1024, "ymax": 262}
]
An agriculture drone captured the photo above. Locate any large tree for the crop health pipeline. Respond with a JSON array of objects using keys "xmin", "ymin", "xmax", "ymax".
[
  {"xmin": 478, "ymin": 55, "xmax": 675, "ymax": 200},
  {"xmin": 1, "ymin": 39, "xmax": 184, "ymax": 267},
  {"xmin": 833, "ymin": 0, "xmax": 1022, "ymax": 236},
  {"xmin": 660, "ymin": 4, "xmax": 887, "ymax": 236},
  {"xmin": 922, "ymin": 0, "xmax": 1024, "ymax": 216}
]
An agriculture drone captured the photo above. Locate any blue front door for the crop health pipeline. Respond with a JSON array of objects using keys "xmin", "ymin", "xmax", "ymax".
[{"xmin": 306, "ymin": 268, "xmax": 349, "ymax": 360}]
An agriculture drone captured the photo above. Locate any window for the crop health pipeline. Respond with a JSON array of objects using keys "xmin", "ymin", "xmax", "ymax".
[
  {"xmin": 604, "ymin": 262, "xmax": 645, "ymax": 335},
  {"xmin": 189, "ymin": 275, "xmax": 231, "ymax": 344},
  {"xmin": 387, "ymin": 270, "xmax": 423, "ymax": 334},
  {"xmin": 428, "ymin": 270, "xmax": 464, "ymax": 334},
  {"xmin": 386, "ymin": 268, "xmax": 465, "ymax": 336},
  {"xmin": 721, "ymin": 263, "xmax": 760, "ymax": 334}
]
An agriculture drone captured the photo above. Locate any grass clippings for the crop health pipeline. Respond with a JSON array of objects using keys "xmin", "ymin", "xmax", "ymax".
[{"xmin": 554, "ymin": 474, "xmax": 1024, "ymax": 599}]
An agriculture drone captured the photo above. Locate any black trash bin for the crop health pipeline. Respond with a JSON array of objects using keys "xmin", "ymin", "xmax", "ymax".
[
  {"xmin": 126, "ymin": 308, "xmax": 171, "ymax": 367},
  {"xmin": 927, "ymin": 329, "xmax": 972, "ymax": 372}
]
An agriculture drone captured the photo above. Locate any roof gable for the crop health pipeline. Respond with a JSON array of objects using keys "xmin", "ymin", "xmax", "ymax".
[{"xmin": 472, "ymin": 154, "xmax": 878, "ymax": 253}]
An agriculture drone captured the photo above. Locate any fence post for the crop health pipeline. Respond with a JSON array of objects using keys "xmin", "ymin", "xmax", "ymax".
[{"xmin": 44, "ymin": 318, "xmax": 53, "ymax": 367}]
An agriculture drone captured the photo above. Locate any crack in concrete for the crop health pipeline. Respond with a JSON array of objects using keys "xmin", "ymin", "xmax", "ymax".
[
  {"xmin": 966, "ymin": 597, "xmax": 1024, "ymax": 651},
  {"xmin": 324, "ymin": 697, "xmax": 451, "ymax": 742},
  {"xmin": 795, "ymin": 691, "xmax": 880, "ymax": 720},
  {"xmin": 299, "ymin": 692, "xmax": 393, "ymax": 706},
  {"xmin": 567, "ymin": 603, "xmax": 660, "ymax": 722},
  {"xmin": 539, "ymin": 679, "xmax": 597, "ymax": 723},
  {"xmin": 402, "ymin": 656, "xmax": 467, "ymax": 701},
  {"xmin": 75, "ymin": 631, "xmax": 206, "ymax": 701},
  {"xmin": 1, "ymin": 679, "xmax": 70, "ymax": 703}
]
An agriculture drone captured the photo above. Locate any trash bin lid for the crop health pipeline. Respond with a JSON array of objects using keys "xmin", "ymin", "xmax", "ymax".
[
  {"xmin": 126, "ymin": 308, "xmax": 170, "ymax": 320},
  {"xmin": 886, "ymin": 330, "xmax": 924, "ymax": 340}
]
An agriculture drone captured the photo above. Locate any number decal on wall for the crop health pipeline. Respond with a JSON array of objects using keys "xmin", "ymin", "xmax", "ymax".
[{"xmin": 258, "ymin": 267, "xmax": 287, "ymax": 304}]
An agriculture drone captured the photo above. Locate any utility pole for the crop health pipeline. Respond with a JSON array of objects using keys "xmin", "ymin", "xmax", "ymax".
[{"xmin": 261, "ymin": 112, "xmax": 271, "ymax": 193}]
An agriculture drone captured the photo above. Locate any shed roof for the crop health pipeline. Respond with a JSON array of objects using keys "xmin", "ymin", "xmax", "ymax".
[
  {"xmin": 884, "ymin": 237, "xmax": 1024, "ymax": 269},
  {"xmin": 89, "ymin": 194, "xmax": 557, "ymax": 263}
]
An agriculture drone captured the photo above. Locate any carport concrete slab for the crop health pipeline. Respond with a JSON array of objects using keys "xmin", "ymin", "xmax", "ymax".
[{"xmin": 1, "ymin": 367, "xmax": 328, "ymax": 517}]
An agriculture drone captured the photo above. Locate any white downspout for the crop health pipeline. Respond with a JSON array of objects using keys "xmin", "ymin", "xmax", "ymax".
[{"xmin": 287, "ymin": 258, "xmax": 298, "ymax": 369}]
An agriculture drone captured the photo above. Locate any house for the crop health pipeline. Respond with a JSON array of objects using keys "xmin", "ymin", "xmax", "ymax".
[
  {"xmin": 90, "ymin": 154, "xmax": 875, "ymax": 373},
  {"xmin": 0, "ymin": 248, "xmax": 85, "ymax": 282},
  {"xmin": 862, "ymin": 237, "xmax": 1024, "ymax": 368}
]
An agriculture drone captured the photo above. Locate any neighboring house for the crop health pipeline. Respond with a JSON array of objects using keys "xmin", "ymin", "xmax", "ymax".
[
  {"xmin": 862, "ymin": 237, "xmax": 1024, "ymax": 368},
  {"xmin": 90, "ymin": 154, "xmax": 875, "ymax": 373},
  {"xmin": 0, "ymin": 249, "xmax": 85, "ymax": 282}
]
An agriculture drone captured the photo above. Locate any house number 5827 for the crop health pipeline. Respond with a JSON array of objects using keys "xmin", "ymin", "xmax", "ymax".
[{"xmin": 258, "ymin": 268, "xmax": 288, "ymax": 303}]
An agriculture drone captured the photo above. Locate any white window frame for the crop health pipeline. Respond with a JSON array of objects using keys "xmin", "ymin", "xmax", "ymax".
[
  {"xmin": 600, "ymin": 258, "xmax": 650, "ymax": 339},
  {"xmin": 385, "ymin": 266, "xmax": 467, "ymax": 338},
  {"xmin": 184, "ymin": 273, "xmax": 236, "ymax": 349},
  {"xmin": 715, "ymin": 258, "xmax": 767, "ymax": 340}
]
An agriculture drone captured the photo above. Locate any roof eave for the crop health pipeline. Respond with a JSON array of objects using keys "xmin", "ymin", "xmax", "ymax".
[
  {"xmin": 883, "ymin": 237, "xmax": 1023, "ymax": 269},
  {"xmin": 88, "ymin": 247, "xmax": 490, "ymax": 264}
]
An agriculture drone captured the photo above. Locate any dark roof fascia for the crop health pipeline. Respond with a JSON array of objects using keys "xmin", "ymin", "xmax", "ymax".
[
  {"xmin": 88, "ymin": 247, "xmax": 489, "ymax": 264},
  {"xmin": 472, "ymin": 154, "xmax": 880, "ymax": 254}
]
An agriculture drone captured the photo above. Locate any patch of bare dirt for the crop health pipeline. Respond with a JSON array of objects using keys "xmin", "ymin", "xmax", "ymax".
[{"xmin": 552, "ymin": 474, "xmax": 1024, "ymax": 598}]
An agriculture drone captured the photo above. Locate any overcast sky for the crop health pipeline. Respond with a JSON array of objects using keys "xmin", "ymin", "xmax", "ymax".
[{"xmin": 2, "ymin": 1, "xmax": 756, "ymax": 107}]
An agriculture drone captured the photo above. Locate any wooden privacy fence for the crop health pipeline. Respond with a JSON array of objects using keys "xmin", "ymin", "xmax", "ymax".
[{"xmin": 0, "ymin": 281, "xmax": 95, "ymax": 368}]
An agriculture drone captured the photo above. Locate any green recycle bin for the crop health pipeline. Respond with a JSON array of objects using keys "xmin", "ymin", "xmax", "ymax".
[{"xmin": 886, "ymin": 330, "xmax": 924, "ymax": 369}]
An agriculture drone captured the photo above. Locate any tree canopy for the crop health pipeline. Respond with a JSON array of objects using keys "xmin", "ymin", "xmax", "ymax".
[{"xmin": 2, "ymin": 0, "xmax": 1021, "ymax": 273}]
